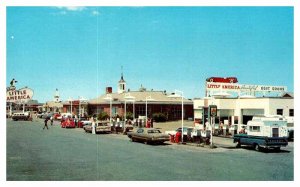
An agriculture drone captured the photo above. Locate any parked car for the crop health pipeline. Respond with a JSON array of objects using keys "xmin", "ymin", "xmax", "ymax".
[
  {"xmin": 12, "ymin": 112, "xmax": 32, "ymax": 121},
  {"xmin": 78, "ymin": 120, "xmax": 92, "ymax": 128},
  {"xmin": 287, "ymin": 127, "xmax": 294, "ymax": 141},
  {"xmin": 61, "ymin": 118, "xmax": 76, "ymax": 128},
  {"xmin": 84, "ymin": 121, "xmax": 111, "ymax": 134},
  {"xmin": 37, "ymin": 112, "xmax": 45, "ymax": 118},
  {"xmin": 53, "ymin": 113, "xmax": 61, "ymax": 120},
  {"xmin": 165, "ymin": 126, "xmax": 194, "ymax": 136},
  {"xmin": 57, "ymin": 113, "xmax": 72, "ymax": 120},
  {"xmin": 127, "ymin": 128, "xmax": 170, "ymax": 144}
]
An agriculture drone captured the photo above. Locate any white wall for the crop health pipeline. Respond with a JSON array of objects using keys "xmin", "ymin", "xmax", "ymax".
[
  {"xmin": 193, "ymin": 97, "xmax": 294, "ymax": 125},
  {"xmin": 268, "ymin": 98, "xmax": 294, "ymax": 116}
]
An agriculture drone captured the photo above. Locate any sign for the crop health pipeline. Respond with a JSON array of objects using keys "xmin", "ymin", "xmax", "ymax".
[
  {"xmin": 206, "ymin": 82, "xmax": 287, "ymax": 92},
  {"xmin": 6, "ymin": 87, "xmax": 34, "ymax": 103},
  {"xmin": 209, "ymin": 105, "xmax": 217, "ymax": 117}
]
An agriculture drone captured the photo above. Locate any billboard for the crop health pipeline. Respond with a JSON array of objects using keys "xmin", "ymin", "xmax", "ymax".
[
  {"xmin": 206, "ymin": 82, "xmax": 287, "ymax": 93},
  {"xmin": 6, "ymin": 87, "xmax": 34, "ymax": 103}
]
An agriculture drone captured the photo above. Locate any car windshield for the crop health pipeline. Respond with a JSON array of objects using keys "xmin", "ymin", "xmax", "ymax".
[
  {"xmin": 147, "ymin": 129, "xmax": 161, "ymax": 133},
  {"xmin": 98, "ymin": 123, "xmax": 108, "ymax": 126}
]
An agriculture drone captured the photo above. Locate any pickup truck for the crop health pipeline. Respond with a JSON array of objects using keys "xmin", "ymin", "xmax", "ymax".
[{"xmin": 233, "ymin": 116, "xmax": 288, "ymax": 151}]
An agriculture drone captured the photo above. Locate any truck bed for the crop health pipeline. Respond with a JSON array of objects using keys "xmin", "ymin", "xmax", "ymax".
[{"xmin": 233, "ymin": 134, "xmax": 288, "ymax": 148}]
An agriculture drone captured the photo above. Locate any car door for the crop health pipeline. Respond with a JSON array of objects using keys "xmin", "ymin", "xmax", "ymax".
[{"xmin": 134, "ymin": 129, "xmax": 144, "ymax": 140}]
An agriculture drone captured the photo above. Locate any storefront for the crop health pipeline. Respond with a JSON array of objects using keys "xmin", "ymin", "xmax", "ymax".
[{"xmin": 194, "ymin": 80, "xmax": 294, "ymax": 132}]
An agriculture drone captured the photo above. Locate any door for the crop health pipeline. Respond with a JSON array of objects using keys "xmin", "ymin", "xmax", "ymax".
[{"xmin": 272, "ymin": 128, "xmax": 279, "ymax": 137}]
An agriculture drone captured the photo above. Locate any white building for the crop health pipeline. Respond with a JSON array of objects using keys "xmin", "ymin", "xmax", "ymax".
[{"xmin": 194, "ymin": 92, "xmax": 294, "ymax": 131}]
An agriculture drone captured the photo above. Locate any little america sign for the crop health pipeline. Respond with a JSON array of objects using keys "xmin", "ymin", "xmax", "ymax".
[
  {"xmin": 206, "ymin": 82, "xmax": 287, "ymax": 92},
  {"xmin": 6, "ymin": 87, "xmax": 34, "ymax": 103}
]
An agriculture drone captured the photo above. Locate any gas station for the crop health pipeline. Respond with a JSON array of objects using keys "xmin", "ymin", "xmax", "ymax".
[{"xmin": 194, "ymin": 78, "xmax": 294, "ymax": 134}]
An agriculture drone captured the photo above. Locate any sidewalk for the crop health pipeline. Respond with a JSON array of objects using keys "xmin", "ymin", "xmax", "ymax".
[{"xmin": 212, "ymin": 136, "xmax": 237, "ymax": 148}]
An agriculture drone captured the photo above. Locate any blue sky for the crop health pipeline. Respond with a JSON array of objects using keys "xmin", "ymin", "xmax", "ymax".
[{"xmin": 6, "ymin": 6, "xmax": 294, "ymax": 103}]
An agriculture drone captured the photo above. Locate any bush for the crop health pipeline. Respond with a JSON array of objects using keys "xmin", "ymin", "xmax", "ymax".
[
  {"xmin": 126, "ymin": 112, "xmax": 133, "ymax": 120},
  {"xmin": 97, "ymin": 111, "xmax": 109, "ymax": 121},
  {"xmin": 152, "ymin": 113, "xmax": 167, "ymax": 122}
]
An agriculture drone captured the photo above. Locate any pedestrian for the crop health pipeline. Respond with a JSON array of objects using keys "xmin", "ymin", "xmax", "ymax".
[
  {"xmin": 50, "ymin": 116, "xmax": 53, "ymax": 126},
  {"xmin": 92, "ymin": 119, "xmax": 96, "ymax": 134},
  {"xmin": 223, "ymin": 123, "xmax": 227, "ymax": 136},
  {"xmin": 219, "ymin": 121, "xmax": 224, "ymax": 136},
  {"xmin": 43, "ymin": 118, "xmax": 49, "ymax": 130}
]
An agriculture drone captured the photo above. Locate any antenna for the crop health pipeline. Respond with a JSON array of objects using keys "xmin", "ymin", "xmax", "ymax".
[{"xmin": 121, "ymin": 65, "xmax": 123, "ymax": 78}]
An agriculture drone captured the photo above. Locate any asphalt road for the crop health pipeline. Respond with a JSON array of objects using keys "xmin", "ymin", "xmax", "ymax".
[{"xmin": 6, "ymin": 119, "xmax": 294, "ymax": 181}]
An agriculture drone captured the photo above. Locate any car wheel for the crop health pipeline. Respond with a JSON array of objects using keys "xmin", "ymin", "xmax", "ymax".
[
  {"xmin": 254, "ymin": 144, "xmax": 261, "ymax": 152},
  {"xmin": 274, "ymin": 147, "xmax": 281, "ymax": 151}
]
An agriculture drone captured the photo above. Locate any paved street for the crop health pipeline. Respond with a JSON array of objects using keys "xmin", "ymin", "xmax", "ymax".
[{"xmin": 7, "ymin": 119, "xmax": 294, "ymax": 181}]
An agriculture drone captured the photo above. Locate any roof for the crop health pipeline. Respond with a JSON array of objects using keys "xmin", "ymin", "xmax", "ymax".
[
  {"xmin": 44, "ymin": 101, "xmax": 63, "ymax": 108},
  {"xmin": 118, "ymin": 74, "xmax": 125, "ymax": 83},
  {"xmin": 281, "ymin": 92, "xmax": 294, "ymax": 98},
  {"xmin": 88, "ymin": 91, "xmax": 193, "ymax": 105},
  {"xmin": 26, "ymin": 100, "xmax": 43, "ymax": 106}
]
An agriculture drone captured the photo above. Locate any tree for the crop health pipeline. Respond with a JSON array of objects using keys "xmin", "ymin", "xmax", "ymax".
[
  {"xmin": 126, "ymin": 112, "xmax": 133, "ymax": 120},
  {"xmin": 152, "ymin": 113, "xmax": 167, "ymax": 122},
  {"xmin": 97, "ymin": 111, "xmax": 109, "ymax": 121}
]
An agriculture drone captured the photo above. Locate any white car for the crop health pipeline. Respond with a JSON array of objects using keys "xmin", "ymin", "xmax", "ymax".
[{"xmin": 57, "ymin": 113, "xmax": 72, "ymax": 120}]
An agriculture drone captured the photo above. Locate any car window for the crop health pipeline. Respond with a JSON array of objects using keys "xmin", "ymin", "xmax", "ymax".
[
  {"xmin": 137, "ymin": 129, "xmax": 144, "ymax": 133},
  {"xmin": 148, "ymin": 129, "xmax": 161, "ymax": 133}
]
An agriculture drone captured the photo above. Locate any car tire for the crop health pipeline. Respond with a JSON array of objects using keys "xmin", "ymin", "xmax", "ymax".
[
  {"xmin": 236, "ymin": 142, "xmax": 241, "ymax": 148},
  {"xmin": 254, "ymin": 144, "xmax": 261, "ymax": 152},
  {"xmin": 274, "ymin": 147, "xmax": 281, "ymax": 151}
]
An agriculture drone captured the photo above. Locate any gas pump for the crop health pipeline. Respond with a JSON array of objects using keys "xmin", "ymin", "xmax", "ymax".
[
  {"xmin": 209, "ymin": 105, "xmax": 217, "ymax": 148},
  {"xmin": 202, "ymin": 107, "xmax": 208, "ymax": 127}
]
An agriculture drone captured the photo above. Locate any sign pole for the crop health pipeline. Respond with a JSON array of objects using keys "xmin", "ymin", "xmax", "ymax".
[{"xmin": 10, "ymin": 102, "xmax": 12, "ymax": 117}]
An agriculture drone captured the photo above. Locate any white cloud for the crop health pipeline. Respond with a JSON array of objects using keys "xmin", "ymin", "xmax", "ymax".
[
  {"xmin": 92, "ymin": 10, "xmax": 99, "ymax": 15},
  {"xmin": 57, "ymin": 6, "xmax": 86, "ymax": 12}
]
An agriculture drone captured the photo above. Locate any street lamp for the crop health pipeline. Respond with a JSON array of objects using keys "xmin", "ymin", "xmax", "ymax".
[
  {"xmin": 68, "ymin": 97, "xmax": 73, "ymax": 115},
  {"xmin": 145, "ymin": 96, "xmax": 155, "ymax": 122},
  {"xmin": 104, "ymin": 94, "xmax": 113, "ymax": 123},
  {"xmin": 167, "ymin": 90, "xmax": 184, "ymax": 144},
  {"xmin": 79, "ymin": 96, "xmax": 87, "ymax": 120},
  {"xmin": 124, "ymin": 93, "xmax": 135, "ymax": 124}
]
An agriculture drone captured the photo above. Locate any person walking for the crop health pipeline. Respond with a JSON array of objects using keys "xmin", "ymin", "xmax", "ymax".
[
  {"xmin": 43, "ymin": 118, "xmax": 49, "ymax": 130},
  {"xmin": 92, "ymin": 118, "xmax": 96, "ymax": 134}
]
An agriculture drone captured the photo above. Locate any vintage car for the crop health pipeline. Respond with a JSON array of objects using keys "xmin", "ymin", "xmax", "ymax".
[
  {"xmin": 53, "ymin": 113, "xmax": 61, "ymax": 120},
  {"xmin": 84, "ymin": 121, "xmax": 111, "ymax": 134},
  {"xmin": 124, "ymin": 124, "xmax": 134, "ymax": 134},
  {"xmin": 61, "ymin": 118, "xmax": 76, "ymax": 128},
  {"xmin": 12, "ymin": 112, "xmax": 32, "ymax": 121},
  {"xmin": 206, "ymin": 77, "xmax": 238, "ymax": 83},
  {"xmin": 37, "ymin": 112, "xmax": 45, "ymax": 118},
  {"xmin": 57, "ymin": 113, "xmax": 72, "ymax": 120},
  {"xmin": 127, "ymin": 128, "xmax": 170, "ymax": 144},
  {"xmin": 78, "ymin": 120, "xmax": 92, "ymax": 128}
]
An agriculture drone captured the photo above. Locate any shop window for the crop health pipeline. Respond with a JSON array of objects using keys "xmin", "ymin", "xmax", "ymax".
[
  {"xmin": 112, "ymin": 107, "xmax": 118, "ymax": 116},
  {"xmin": 289, "ymin": 109, "xmax": 294, "ymax": 117},
  {"xmin": 276, "ymin": 109, "xmax": 283, "ymax": 115},
  {"xmin": 136, "ymin": 106, "xmax": 145, "ymax": 117},
  {"xmin": 250, "ymin": 126, "xmax": 260, "ymax": 132},
  {"xmin": 172, "ymin": 106, "xmax": 182, "ymax": 118}
]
